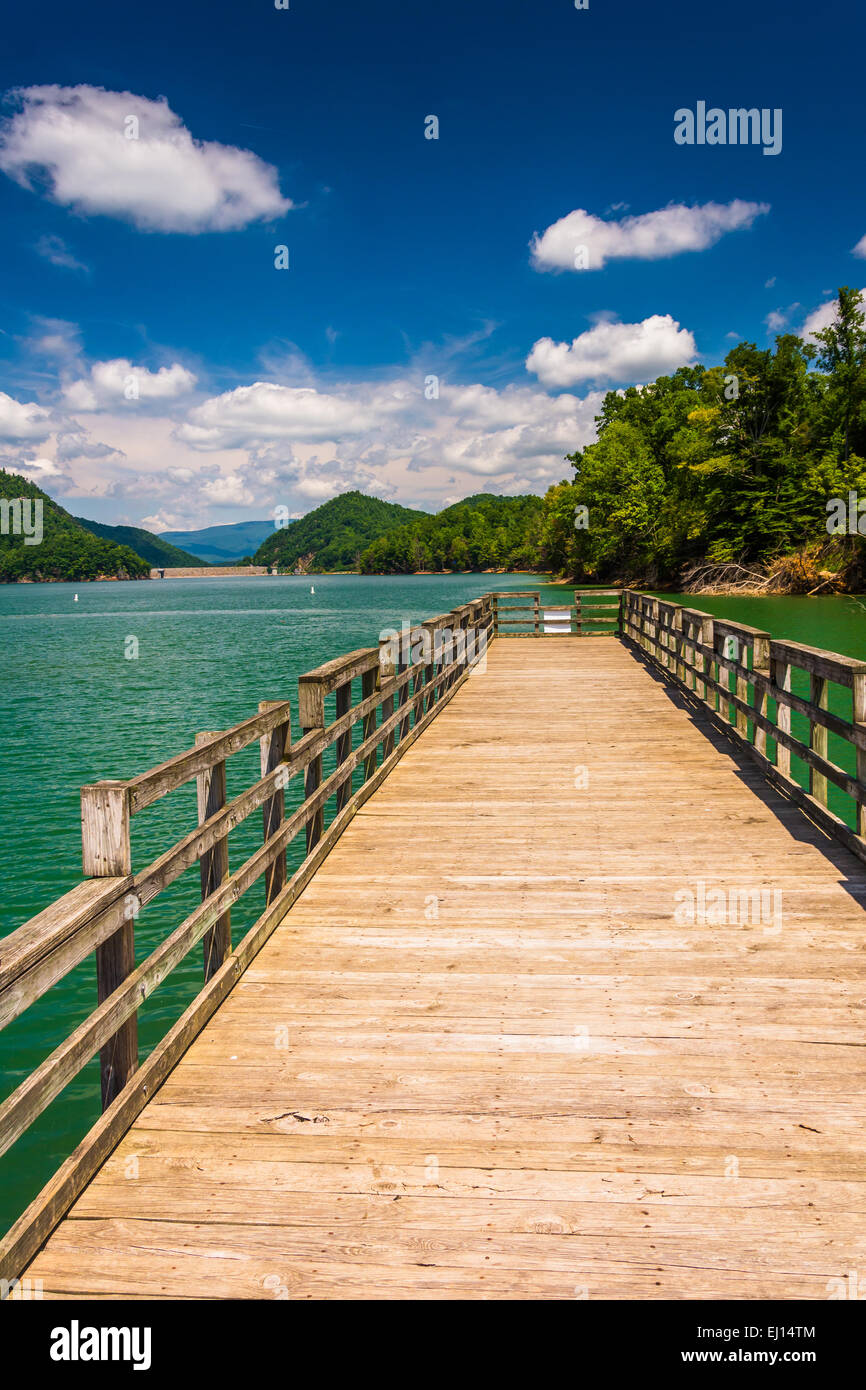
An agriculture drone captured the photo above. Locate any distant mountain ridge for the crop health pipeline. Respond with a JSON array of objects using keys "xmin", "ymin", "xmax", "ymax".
[
  {"xmin": 161, "ymin": 519, "xmax": 275, "ymax": 563},
  {"xmin": 254, "ymin": 492, "xmax": 427, "ymax": 572}
]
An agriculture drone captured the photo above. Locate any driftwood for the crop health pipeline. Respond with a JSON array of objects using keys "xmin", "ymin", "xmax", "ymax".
[{"xmin": 681, "ymin": 551, "xmax": 846, "ymax": 597}]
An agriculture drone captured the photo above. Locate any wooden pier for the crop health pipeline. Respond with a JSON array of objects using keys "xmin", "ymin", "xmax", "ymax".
[{"xmin": 3, "ymin": 589, "xmax": 866, "ymax": 1299}]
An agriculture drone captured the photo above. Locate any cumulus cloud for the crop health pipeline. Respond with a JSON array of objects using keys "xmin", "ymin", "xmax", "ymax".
[
  {"xmin": 54, "ymin": 427, "xmax": 124, "ymax": 462},
  {"xmin": 0, "ymin": 390, "xmax": 55, "ymax": 441},
  {"xmin": 63, "ymin": 359, "xmax": 198, "ymax": 410},
  {"xmin": 13, "ymin": 455, "xmax": 70, "ymax": 485},
  {"xmin": 172, "ymin": 375, "xmax": 604, "ymax": 493},
  {"xmin": 530, "ymin": 200, "xmax": 770, "ymax": 271},
  {"xmin": 176, "ymin": 382, "xmax": 384, "ymax": 449},
  {"xmin": 0, "ymin": 85, "xmax": 291, "ymax": 232},
  {"xmin": 526, "ymin": 315, "xmax": 697, "ymax": 388},
  {"xmin": 853, "ymin": 235, "xmax": 866, "ymax": 258}
]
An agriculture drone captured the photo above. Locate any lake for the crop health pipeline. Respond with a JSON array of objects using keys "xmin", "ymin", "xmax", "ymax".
[{"xmin": 1, "ymin": 575, "xmax": 865, "ymax": 1236}]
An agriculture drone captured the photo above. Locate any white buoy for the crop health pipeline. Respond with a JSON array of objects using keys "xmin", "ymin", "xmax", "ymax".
[
  {"xmin": 74, "ymin": 594, "xmax": 78, "ymax": 602},
  {"xmin": 310, "ymin": 585, "xmax": 315, "ymax": 594}
]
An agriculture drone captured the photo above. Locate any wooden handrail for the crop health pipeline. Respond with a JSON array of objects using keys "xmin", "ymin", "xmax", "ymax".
[
  {"xmin": 622, "ymin": 588, "xmax": 866, "ymax": 864},
  {"xmin": 490, "ymin": 589, "xmax": 623, "ymax": 637},
  {"xmin": 0, "ymin": 596, "xmax": 495, "ymax": 1134}
]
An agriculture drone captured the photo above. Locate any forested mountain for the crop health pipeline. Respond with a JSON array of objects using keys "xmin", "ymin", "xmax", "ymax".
[
  {"xmin": 255, "ymin": 491, "xmax": 425, "ymax": 572},
  {"xmin": 360, "ymin": 494, "xmax": 544, "ymax": 574},
  {"xmin": 74, "ymin": 516, "xmax": 204, "ymax": 567},
  {"xmin": 0, "ymin": 472, "xmax": 150, "ymax": 582}
]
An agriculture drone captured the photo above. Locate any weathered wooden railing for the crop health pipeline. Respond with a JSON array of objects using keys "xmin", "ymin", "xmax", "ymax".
[
  {"xmin": 492, "ymin": 589, "xmax": 622, "ymax": 636},
  {"xmin": 0, "ymin": 595, "xmax": 492, "ymax": 1283},
  {"xmin": 623, "ymin": 589, "xmax": 866, "ymax": 865}
]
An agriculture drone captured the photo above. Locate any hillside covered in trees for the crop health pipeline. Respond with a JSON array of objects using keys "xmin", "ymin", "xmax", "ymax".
[
  {"xmin": 74, "ymin": 516, "xmax": 205, "ymax": 568},
  {"xmin": 0, "ymin": 472, "xmax": 150, "ymax": 582},
  {"xmin": 360, "ymin": 494, "xmax": 544, "ymax": 573},
  {"xmin": 539, "ymin": 287, "xmax": 866, "ymax": 591},
  {"xmin": 254, "ymin": 491, "xmax": 425, "ymax": 572}
]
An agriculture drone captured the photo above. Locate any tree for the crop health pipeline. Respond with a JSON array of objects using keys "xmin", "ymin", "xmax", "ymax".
[{"xmin": 813, "ymin": 287, "xmax": 866, "ymax": 462}]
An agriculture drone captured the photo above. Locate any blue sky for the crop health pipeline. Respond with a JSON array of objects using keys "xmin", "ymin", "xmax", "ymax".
[{"xmin": 0, "ymin": 0, "xmax": 862, "ymax": 528}]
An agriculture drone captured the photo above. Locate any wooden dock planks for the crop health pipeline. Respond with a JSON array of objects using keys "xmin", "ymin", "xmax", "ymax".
[{"xmin": 24, "ymin": 639, "xmax": 866, "ymax": 1299}]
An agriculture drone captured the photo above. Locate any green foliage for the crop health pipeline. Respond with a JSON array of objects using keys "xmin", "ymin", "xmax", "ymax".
[
  {"xmin": 73, "ymin": 516, "xmax": 206, "ymax": 567},
  {"xmin": 0, "ymin": 471, "xmax": 150, "ymax": 583},
  {"xmin": 255, "ymin": 491, "xmax": 425, "ymax": 572},
  {"xmin": 359, "ymin": 494, "xmax": 544, "ymax": 574},
  {"xmin": 549, "ymin": 290, "xmax": 866, "ymax": 581}
]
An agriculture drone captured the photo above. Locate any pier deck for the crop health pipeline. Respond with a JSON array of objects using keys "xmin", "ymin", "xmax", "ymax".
[{"xmin": 19, "ymin": 636, "xmax": 866, "ymax": 1299}]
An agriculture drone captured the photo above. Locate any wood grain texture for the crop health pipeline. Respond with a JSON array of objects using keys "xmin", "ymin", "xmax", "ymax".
[{"xmin": 19, "ymin": 638, "xmax": 866, "ymax": 1300}]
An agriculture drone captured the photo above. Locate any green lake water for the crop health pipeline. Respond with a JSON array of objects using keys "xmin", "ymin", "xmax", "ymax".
[{"xmin": 1, "ymin": 575, "xmax": 865, "ymax": 1237}]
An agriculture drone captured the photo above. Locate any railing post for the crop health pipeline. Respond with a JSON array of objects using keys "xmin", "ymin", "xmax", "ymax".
[
  {"xmin": 411, "ymin": 628, "xmax": 426, "ymax": 726},
  {"xmin": 492, "ymin": 595, "xmax": 500, "ymax": 638},
  {"xmin": 533, "ymin": 593, "xmax": 539, "ymax": 635},
  {"xmin": 809, "ymin": 674, "xmax": 829, "ymax": 806},
  {"xmin": 672, "ymin": 607, "xmax": 684, "ymax": 683},
  {"xmin": 771, "ymin": 651, "xmax": 793, "ymax": 782},
  {"xmin": 397, "ymin": 637, "xmax": 411, "ymax": 742},
  {"xmin": 379, "ymin": 639, "xmax": 395, "ymax": 759},
  {"xmin": 753, "ymin": 635, "xmax": 771, "ymax": 759},
  {"xmin": 362, "ymin": 665, "xmax": 379, "ymax": 781},
  {"xmin": 854, "ymin": 673, "xmax": 866, "ymax": 839},
  {"xmin": 423, "ymin": 621, "xmax": 438, "ymax": 711},
  {"xmin": 81, "ymin": 781, "xmax": 137, "ymax": 1110},
  {"xmin": 696, "ymin": 615, "xmax": 713, "ymax": 705},
  {"xmin": 259, "ymin": 702, "xmax": 291, "ymax": 903},
  {"xmin": 735, "ymin": 646, "xmax": 750, "ymax": 739},
  {"xmin": 195, "ymin": 734, "xmax": 232, "ymax": 980},
  {"xmin": 335, "ymin": 680, "xmax": 353, "ymax": 810}
]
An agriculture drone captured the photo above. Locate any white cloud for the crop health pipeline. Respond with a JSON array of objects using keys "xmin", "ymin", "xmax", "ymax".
[
  {"xmin": 526, "ymin": 314, "xmax": 697, "ymax": 387},
  {"xmin": 34, "ymin": 234, "xmax": 89, "ymax": 273},
  {"xmin": 0, "ymin": 391, "xmax": 55, "ymax": 441},
  {"xmin": 765, "ymin": 310, "xmax": 788, "ymax": 332},
  {"xmin": 63, "ymin": 359, "xmax": 198, "ymax": 410},
  {"xmin": 55, "ymin": 428, "xmax": 124, "ymax": 461},
  {"xmin": 176, "ymin": 381, "xmax": 382, "ymax": 449},
  {"xmin": 530, "ymin": 200, "xmax": 770, "ymax": 272},
  {"xmin": 0, "ymin": 85, "xmax": 291, "ymax": 232},
  {"xmin": 200, "ymin": 473, "xmax": 257, "ymax": 507},
  {"xmin": 13, "ymin": 455, "xmax": 69, "ymax": 484},
  {"xmin": 140, "ymin": 508, "xmax": 199, "ymax": 532},
  {"xmin": 853, "ymin": 235, "xmax": 866, "ymax": 258}
]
